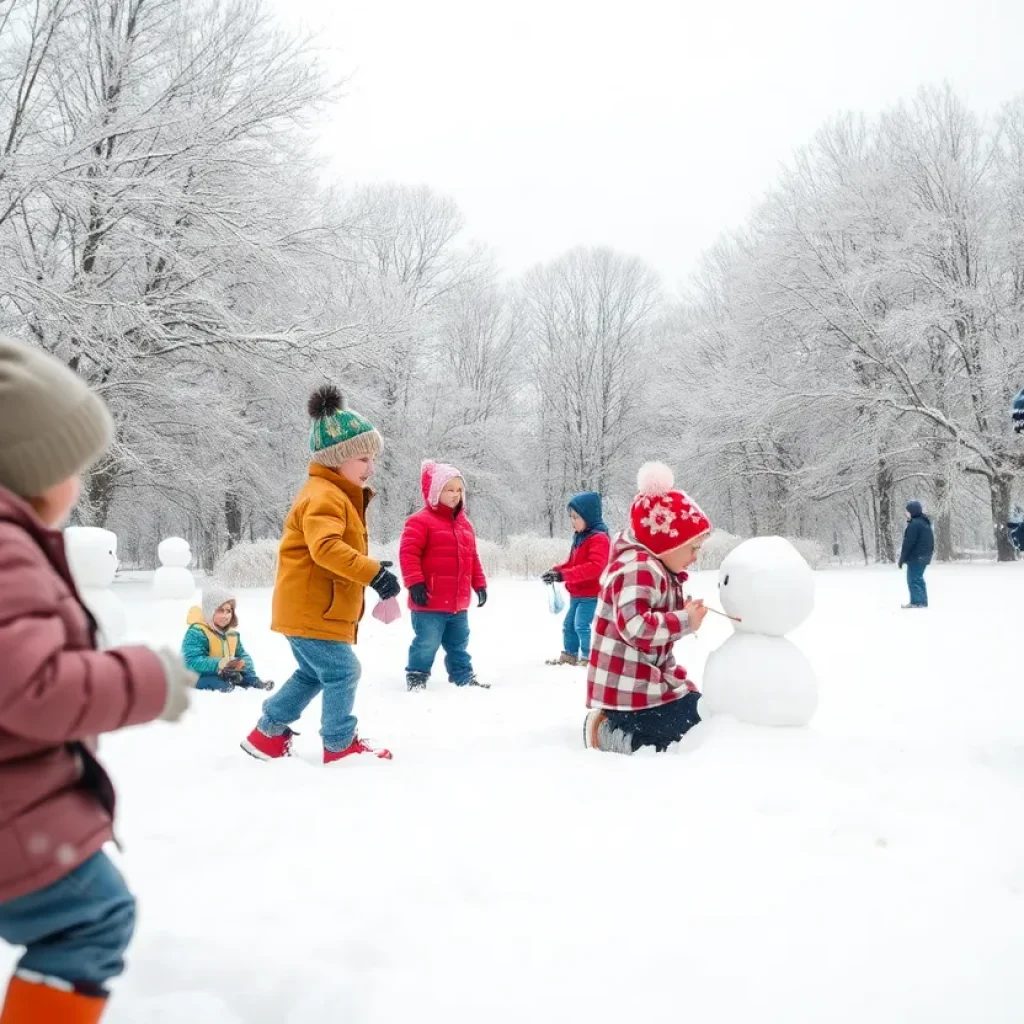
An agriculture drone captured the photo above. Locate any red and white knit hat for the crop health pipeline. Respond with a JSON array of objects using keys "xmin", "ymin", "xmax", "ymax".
[
  {"xmin": 630, "ymin": 462, "xmax": 711, "ymax": 556},
  {"xmin": 421, "ymin": 460, "xmax": 464, "ymax": 509}
]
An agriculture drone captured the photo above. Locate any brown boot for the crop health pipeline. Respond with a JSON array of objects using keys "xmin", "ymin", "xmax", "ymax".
[
  {"xmin": 0, "ymin": 976, "xmax": 106, "ymax": 1024},
  {"xmin": 545, "ymin": 652, "xmax": 580, "ymax": 666}
]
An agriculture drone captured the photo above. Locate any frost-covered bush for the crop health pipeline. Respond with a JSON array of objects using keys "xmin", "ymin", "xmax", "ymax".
[
  {"xmin": 696, "ymin": 530, "xmax": 743, "ymax": 571},
  {"xmin": 504, "ymin": 534, "xmax": 568, "ymax": 578},
  {"xmin": 695, "ymin": 531, "xmax": 826, "ymax": 571},
  {"xmin": 370, "ymin": 540, "xmax": 400, "ymax": 567},
  {"xmin": 476, "ymin": 538, "xmax": 505, "ymax": 578},
  {"xmin": 214, "ymin": 539, "xmax": 279, "ymax": 588},
  {"xmin": 784, "ymin": 537, "xmax": 827, "ymax": 569}
]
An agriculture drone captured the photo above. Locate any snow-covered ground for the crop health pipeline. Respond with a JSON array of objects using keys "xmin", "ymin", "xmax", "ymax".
[{"xmin": 5, "ymin": 564, "xmax": 1023, "ymax": 1022}]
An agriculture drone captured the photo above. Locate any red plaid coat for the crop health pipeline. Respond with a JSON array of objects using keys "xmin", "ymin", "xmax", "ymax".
[{"xmin": 586, "ymin": 534, "xmax": 698, "ymax": 710}]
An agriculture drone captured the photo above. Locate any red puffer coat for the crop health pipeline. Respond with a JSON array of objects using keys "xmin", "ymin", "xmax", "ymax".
[
  {"xmin": 554, "ymin": 531, "xmax": 612, "ymax": 598},
  {"xmin": 399, "ymin": 464, "xmax": 487, "ymax": 613}
]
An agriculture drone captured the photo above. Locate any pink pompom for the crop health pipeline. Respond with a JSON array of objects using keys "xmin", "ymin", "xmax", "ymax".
[
  {"xmin": 637, "ymin": 461, "xmax": 674, "ymax": 497},
  {"xmin": 421, "ymin": 459, "xmax": 437, "ymax": 473}
]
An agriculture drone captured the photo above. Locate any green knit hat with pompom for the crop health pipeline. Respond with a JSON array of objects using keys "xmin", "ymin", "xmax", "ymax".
[{"xmin": 307, "ymin": 384, "xmax": 383, "ymax": 467}]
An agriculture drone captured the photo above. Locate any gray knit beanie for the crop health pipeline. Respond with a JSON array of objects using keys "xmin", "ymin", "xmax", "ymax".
[{"xmin": 0, "ymin": 337, "xmax": 113, "ymax": 499}]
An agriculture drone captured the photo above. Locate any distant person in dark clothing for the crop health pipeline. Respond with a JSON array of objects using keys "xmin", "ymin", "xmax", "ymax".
[
  {"xmin": 898, "ymin": 500, "xmax": 934, "ymax": 608},
  {"xmin": 1009, "ymin": 506, "xmax": 1024, "ymax": 554}
]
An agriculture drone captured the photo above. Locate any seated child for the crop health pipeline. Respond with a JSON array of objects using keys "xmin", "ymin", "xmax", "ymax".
[
  {"xmin": 182, "ymin": 586, "xmax": 273, "ymax": 691},
  {"xmin": 584, "ymin": 462, "xmax": 709, "ymax": 754}
]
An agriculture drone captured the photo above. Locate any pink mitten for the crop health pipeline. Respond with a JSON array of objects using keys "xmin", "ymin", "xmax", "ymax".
[{"xmin": 372, "ymin": 596, "xmax": 402, "ymax": 624}]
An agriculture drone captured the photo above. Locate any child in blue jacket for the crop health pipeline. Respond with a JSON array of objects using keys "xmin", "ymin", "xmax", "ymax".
[
  {"xmin": 898, "ymin": 501, "xmax": 935, "ymax": 609},
  {"xmin": 181, "ymin": 585, "xmax": 274, "ymax": 691}
]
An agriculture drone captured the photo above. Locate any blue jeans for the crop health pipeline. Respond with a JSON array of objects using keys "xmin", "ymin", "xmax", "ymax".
[
  {"xmin": 906, "ymin": 561, "xmax": 928, "ymax": 606},
  {"xmin": 0, "ymin": 852, "xmax": 135, "ymax": 993},
  {"xmin": 563, "ymin": 597, "xmax": 598, "ymax": 659},
  {"xmin": 605, "ymin": 693, "xmax": 702, "ymax": 753},
  {"xmin": 258, "ymin": 637, "xmax": 360, "ymax": 752},
  {"xmin": 407, "ymin": 611, "xmax": 473, "ymax": 684}
]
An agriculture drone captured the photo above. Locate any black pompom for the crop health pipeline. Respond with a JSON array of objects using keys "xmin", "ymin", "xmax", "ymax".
[{"xmin": 308, "ymin": 383, "xmax": 343, "ymax": 419}]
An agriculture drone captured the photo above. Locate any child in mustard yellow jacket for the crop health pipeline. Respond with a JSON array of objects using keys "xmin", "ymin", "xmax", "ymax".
[{"xmin": 240, "ymin": 385, "xmax": 401, "ymax": 764}]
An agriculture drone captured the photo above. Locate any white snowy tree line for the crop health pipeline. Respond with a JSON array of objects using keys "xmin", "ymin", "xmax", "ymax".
[{"xmin": 2, "ymin": 0, "xmax": 1022, "ymax": 570}]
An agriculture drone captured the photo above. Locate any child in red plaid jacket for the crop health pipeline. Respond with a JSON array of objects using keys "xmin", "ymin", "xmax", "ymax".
[{"xmin": 584, "ymin": 462, "xmax": 710, "ymax": 754}]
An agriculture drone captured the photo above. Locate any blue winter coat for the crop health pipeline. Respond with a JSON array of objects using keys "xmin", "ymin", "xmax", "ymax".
[
  {"xmin": 899, "ymin": 513, "xmax": 935, "ymax": 567},
  {"xmin": 1009, "ymin": 514, "xmax": 1024, "ymax": 552}
]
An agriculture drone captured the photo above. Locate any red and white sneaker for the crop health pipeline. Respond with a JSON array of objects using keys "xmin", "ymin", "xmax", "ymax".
[
  {"xmin": 241, "ymin": 726, "xmax": 297, "ymax": 760},
  {"xmin": 323, "ymin": 734, "xmax": 393, "ymax": 763}
]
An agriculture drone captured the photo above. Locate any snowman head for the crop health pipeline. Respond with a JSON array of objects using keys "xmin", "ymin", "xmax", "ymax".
[
  {"xmin": 718, "ymin": 536, "xmax": 814, "ymax": 636},
  {"xmin": 64, "ymin": 527, "xmax": 119, "ymax": 589},
  {"xmin": 158, "ymin": 536, "xmax": 192, "ymax": 569}
]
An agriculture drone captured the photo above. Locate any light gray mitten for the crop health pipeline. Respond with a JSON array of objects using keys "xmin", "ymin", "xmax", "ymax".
[{"xmin": 155, "ymin": 647, "xmax": 198, "ymax": 722}]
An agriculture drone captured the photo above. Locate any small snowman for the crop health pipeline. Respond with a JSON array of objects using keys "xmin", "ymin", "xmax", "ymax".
[
  {"xmin": 701, "ymin": 536, "xmax": 817, "ymax": 727},
  {"xmin": 152, "ymin": 536, "xmax": 196, "ymax": 600},
  {"xmin": 64, "ymin": 526, "xmax": 126, "ymax": 648}
]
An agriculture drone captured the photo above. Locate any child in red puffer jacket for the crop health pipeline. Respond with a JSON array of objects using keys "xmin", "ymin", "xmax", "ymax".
[
  {"xmin": 541, "ymin": 492, "xmax": 611, "ymax": 667},
  {"xmin": 399, "ymin": 461, "xmax": 488, "ymax": 691}
]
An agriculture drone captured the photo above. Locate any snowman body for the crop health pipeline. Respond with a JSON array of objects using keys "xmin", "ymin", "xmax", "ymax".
[
  {"xmin": 152, "ymin": 536, "xmax": 196, "ymax": 600},
  {"xmin": 701, "ymin": 536, "xmax": 818, "ymax": 727},
  {"xmin": 64, "ymin": 526, "xmax": 126, "ymax": 648}
]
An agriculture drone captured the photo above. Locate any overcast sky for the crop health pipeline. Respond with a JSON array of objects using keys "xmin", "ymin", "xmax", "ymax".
[{"xmin": 268, "ymin": 0, "xmax": 1024, "ymax": 291}]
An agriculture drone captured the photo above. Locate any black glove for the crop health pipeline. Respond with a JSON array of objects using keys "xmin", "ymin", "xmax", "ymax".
[
  {"xmin": 541, "ymin": 569, "xmax": 562, "ymax": 585},
  {"xmin": 476, "ymin": 588, "xmax": 487, "ymax": 608},
  {"xmin": 897, "ymin": 562, "xmax": 903, "ymax": 570},
  {"xmin": 409, "ymin": 582, "xmax": 429, "ymax": 607},
  {"xmin": 370, "ymin": 561, "xmax": 401, "ymax": 600}
]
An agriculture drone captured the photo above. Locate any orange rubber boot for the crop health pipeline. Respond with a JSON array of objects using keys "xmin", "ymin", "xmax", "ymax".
[{"xmin": 0, "ymin": 975, "xmax": 106, "ymax": 1024}]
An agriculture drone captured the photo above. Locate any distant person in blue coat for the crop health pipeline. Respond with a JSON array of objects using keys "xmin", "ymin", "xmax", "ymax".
[
  {"xmin": 1009, "ymin": 506, "xmax": 1024, "ymax": 554},
  {"xmin": 1012, "ymin": 387, "xmax": 1024, "ymax": 433},
  {"xmin": 897, "ymin": 500, "xmax": 934, "ymax": 608}
]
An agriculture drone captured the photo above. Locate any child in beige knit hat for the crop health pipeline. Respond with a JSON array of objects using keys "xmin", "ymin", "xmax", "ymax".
[{"xmin": 0, "ymin": 337, "xmax": 196, "ymax": 1023}]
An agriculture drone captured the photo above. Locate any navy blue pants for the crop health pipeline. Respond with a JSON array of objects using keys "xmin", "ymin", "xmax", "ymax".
[
  {"xmin": 906, "ymin": 561, "xmax": 928, "ymax": 607},
  {"xmin": 196, "ymin": 671, "xmax": 261, "ymax": 692},
  {"xmin": 605, "ymin": 693, "xmax": 702, "ymax": 752}
]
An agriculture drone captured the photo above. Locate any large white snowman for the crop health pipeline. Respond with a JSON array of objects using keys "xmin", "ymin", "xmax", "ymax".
[
  {"xmin": 701, "ymin": 536, "xmax": 818, "ymax": 727},
  {"xmin": 152, "ymin": 536, "xmax": 196, "ymax": 600},
  {"xmin": 64, "ymin": 526, "xmax": 126, "ymax": 649}
]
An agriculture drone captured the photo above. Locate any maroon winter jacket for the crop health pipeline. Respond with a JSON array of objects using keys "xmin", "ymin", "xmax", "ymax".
[
  {"xmin": 399, "ymin": 464, "xmax": 486, "ymax": 613},
  {"xmin": 0, "ymin": 486, "xmax": 167, "ymax": 903}
]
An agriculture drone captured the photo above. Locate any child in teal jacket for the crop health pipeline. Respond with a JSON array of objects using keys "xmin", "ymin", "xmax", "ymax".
[{"xmin": 181, "ymin": 585, "xmax": 274, "ymax": 692}]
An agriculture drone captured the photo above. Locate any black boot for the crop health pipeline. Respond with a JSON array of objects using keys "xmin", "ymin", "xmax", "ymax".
[{"xmin": 407, "ymin": 671, "xmax": 429, "ymax": 691}]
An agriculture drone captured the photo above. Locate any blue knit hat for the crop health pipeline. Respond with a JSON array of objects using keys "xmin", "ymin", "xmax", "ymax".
[
  {"xmin": 906, "ymin": 500, "xmax": 923, "ymax": 517},
  {"xmin": 1013, "ymin": 387, "xmax": 1024, "ymax": 434}
]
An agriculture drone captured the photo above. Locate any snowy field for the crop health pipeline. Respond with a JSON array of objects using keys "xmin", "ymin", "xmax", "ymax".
[{"xmin": 5, "ymin": 564, "xmax": 1023, "ymax": 1023}]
